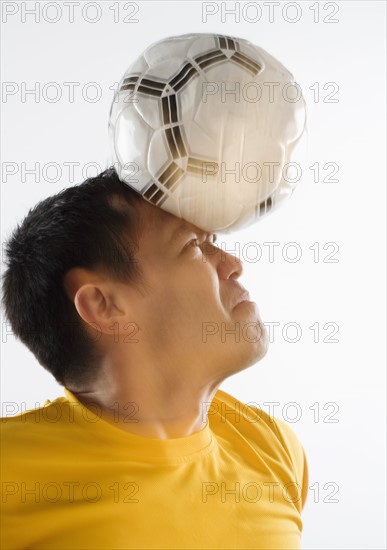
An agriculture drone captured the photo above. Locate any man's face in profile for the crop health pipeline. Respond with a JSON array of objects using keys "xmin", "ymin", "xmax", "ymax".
[{"xmin": 122, "ymin": 198, "xmax": 269, "ymax": 382}]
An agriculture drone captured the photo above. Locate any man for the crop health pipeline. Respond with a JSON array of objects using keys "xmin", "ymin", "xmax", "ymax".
[{"xmin": 1, "ymin": 167, "xmax": 308, "ymax": 549}]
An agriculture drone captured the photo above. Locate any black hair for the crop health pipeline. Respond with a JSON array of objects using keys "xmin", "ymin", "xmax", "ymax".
[{"xmin": 1, "ymin": 167, "xmax": 148, "ymax": 388}]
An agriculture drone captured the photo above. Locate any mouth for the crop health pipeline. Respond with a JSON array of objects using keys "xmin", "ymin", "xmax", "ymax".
[{"xmin": 233, "ymin": 290, "xmax": 252, "ymax": 309}]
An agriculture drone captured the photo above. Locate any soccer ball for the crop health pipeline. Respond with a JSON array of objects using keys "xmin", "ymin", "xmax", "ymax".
[{"xmin": 108, "ymin": 33, "xmax": 307, "ymax": 233}]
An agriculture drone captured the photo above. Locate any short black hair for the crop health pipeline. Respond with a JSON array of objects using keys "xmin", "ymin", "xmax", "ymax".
[{"xmin": 1, "ymin": 167, "xmax": 147, "ymax": 388}]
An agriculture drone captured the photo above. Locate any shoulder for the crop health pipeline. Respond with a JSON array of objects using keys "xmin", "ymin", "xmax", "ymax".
[
  {"xmin": 1, "ymin": 396, "xmax": 68, "ymax": 423},
  {"xmin": 0, "ymin": 396, "xmax": 76, "ymax": 446},
  {"xmin": 212, "ymin": 388, "xmax": 309, "ymax": 509},
  {"xmin": 271, "ymin": 416, "xmax": 309, "ymax": 504}
]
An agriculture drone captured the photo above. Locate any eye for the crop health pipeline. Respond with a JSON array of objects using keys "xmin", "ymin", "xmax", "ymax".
[
  {"xmin": 187, "ymin": 235, "xmax": 218, "ymax": 251},
  {"xmin": 190, "ymin": 238, "xmax": 201, "ymax": 247}
]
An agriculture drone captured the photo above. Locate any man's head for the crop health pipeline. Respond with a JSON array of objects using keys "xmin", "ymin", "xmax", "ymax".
[{"xmin": 2, "ymin": 168, "xmax": 268, "ymax": 391}]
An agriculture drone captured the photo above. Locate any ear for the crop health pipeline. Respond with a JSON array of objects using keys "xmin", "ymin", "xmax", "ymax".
[{"xmin": 63, "ymin": 267, "xmax": 125, "ymax": 335}]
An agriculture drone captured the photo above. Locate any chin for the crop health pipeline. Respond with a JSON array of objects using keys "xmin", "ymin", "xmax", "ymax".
[
  {"xmin": 226, "ymin": 328, "xmax": 269, "ymax": 376},
  {"xmin": 244, "ymin": 320, "xmax": 269, "ymax": 364},
  {"xmin": 246, "ymin": 340, "xmax": 269, "ymax": 367}
]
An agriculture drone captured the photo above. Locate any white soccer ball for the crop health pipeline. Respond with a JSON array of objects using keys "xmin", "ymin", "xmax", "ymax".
[{"xmin": 108, "ymin": 33, "xmax": 307, "ymax": 233}]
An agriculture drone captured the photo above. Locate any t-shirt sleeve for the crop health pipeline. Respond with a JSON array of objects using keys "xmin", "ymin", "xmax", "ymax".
[{"xmin": 271, "ymin": 417, "xmax": 309, "ymax": 511}]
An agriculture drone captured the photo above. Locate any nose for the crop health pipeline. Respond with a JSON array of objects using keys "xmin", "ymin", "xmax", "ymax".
[
  {"xmin": 221, "ymin": 248, "xmax": 243, "ymax": 279},
  {"xmin": 204, "ymin": 242, "xmax": 243, "ymax": 280}
]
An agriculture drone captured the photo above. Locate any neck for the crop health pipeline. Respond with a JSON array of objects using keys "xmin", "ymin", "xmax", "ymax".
[{"xmin": 67, "ymin": 356, "xmax": 223, "ymax": 439}]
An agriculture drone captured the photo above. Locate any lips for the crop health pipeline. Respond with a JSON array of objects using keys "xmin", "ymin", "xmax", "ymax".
[{"xmin": 233, "ymin": 289, "xmax": 251, "ymax": 308}]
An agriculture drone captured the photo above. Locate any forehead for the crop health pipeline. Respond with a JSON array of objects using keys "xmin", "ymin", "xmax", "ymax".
[{"xmin": 139, "ymin": 199, "xmax": 204, "ymax": 243}]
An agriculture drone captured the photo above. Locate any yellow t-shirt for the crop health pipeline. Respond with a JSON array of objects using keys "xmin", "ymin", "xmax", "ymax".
[{"xmin": 1, "ymin": 388, "xmax": 308, "ymax": 549}]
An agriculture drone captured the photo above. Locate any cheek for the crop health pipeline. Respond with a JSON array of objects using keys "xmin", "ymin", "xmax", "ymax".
[
  {"xmin": 142, "ymin": 255, "xmax": 222, "ymax": 314},
  {"xmin": 185, "ymin": 276, "xmax": 225, "ymax": 323}
]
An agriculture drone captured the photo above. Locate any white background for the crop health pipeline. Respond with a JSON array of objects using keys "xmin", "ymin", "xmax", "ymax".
[{"xmin": 1, "ymin": 1, "xmax": 386, "ymax": 548}]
